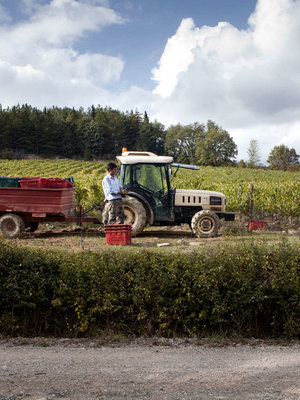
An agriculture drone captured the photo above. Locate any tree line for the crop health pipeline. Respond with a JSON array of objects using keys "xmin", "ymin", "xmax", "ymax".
[
  {"xmin": 0, "ymin": 104, "xmax": 165, "ymax": 161},
  {"xmin": 0, "ymin": 104, "xmax": 299, "ymax": 169}
]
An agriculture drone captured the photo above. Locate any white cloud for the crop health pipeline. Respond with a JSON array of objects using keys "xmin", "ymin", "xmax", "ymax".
[
  {"xmin": 1, "ymin": 0, "xmax": 124, "ymax": 53},
  {"xmin": 0, "ymin": 0, "xmax": 124, "ymax": 108},
  {"xmin": 249, "ymin": 0, "xmax": 292, "ymax": 52},
  {"xmin": 151, "ymin": 18, "xmax": 243, "ymax": 98},
  {"xmin": 150, "ymin": 0, "xmax": 300, "ymax": 160},
  {"xmin": 0, "ymin": 57, "xmax": 114, "ymax": 108},
  {"xmin": 231, "ymin": 121, "xmax": 300, "ymax": 162}
]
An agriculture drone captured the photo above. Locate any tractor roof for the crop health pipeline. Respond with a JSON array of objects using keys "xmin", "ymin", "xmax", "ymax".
[{"xmin": 116, "ymin": 151, "xmax": 173, "ymax": 165}]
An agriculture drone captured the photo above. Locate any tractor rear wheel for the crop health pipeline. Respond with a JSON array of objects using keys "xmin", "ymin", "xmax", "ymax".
[
  {"xmin": 0, "ymin": 213, "xmax": 25, "ymax": 238},
  {"xmin": 191, "ymin": 210, "xmax": 220, "ymax": 238},
  {"xmin": 123, "ymin": 196, "xmax": 147, "ymax": 236}
]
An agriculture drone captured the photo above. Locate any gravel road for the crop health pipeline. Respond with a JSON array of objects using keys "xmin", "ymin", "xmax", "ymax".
[{"xmin": 1, "ymin": 338, "xmax": 300, "ymax": 400}]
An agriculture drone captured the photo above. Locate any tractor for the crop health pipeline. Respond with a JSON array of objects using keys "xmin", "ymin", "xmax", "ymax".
[{"xmin": 117, "ymin": 150, "xmax": 235, "ymax": 237}]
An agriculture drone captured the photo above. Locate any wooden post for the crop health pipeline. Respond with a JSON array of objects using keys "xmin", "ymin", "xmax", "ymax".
[
  {"xmin": 249, "ymin": 184, "xmax": 254, "ymax": 221},
  {"xmin": 79, "ymin": 206, "xmax": 83, "ymax": 226}
]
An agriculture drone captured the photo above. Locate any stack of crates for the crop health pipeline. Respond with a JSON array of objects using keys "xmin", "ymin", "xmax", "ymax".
[
  {"xmin": 19, "ymin": 177, "xmax": 74, "ymax": 189},
  {"xmin": 104, "ymin": 224, "xmax": 132, "ymax": 245},
  {"xmin": 249, "ymin": 220, "xmax": 266, "ymax": 231}
]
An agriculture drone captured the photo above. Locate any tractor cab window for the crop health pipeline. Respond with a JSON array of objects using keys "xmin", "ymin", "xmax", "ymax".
[
  {"xmin": 120, "ymin": 163, "xmax": 168, "ymax": 196},
  {"xmin": 132, "ymin": 164, "xmax": 168, "ymax": 195},
  {"xmin": 119, "ymin": 164, "xmax": 131, "ymax": 187}
]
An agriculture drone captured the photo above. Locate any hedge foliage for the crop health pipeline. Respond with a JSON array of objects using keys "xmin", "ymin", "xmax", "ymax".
[{"xmin": 0, "ymin": 239, "xmax": 299, "ymax": 338}]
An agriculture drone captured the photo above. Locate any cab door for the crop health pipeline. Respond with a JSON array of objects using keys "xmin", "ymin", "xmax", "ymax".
[{"xmin": 122, "ymin": 163, "xmax": 171, "ymax": 222}]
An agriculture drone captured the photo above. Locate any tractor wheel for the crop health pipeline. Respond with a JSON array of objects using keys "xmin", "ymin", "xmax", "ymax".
[
  {"xmin": 0, "ymin": 213, "xmax": 25, "ymax": 238},
  {"xmin": 25, "ymin": 222, "xmax": 39, "ymax": 233},
  {"xmin": 191, "ymin": 210, "xmax": 220, "ymax": 238},
  {"xmin": 123, "ymin": 196, "xmax": 147, "ymax": 236}
]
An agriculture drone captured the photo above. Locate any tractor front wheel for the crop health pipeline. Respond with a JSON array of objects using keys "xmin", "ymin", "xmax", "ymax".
[
  {"xmin": 0, "ymin": 213, "xmax": 25, "ymax": 238},
  {"xmin": 123, "ymin": 196, "xmax": 147, "ymax": 236},
  {"xmin": 191, "ymin": 210, "xmax": 220, "ymax": 238}
]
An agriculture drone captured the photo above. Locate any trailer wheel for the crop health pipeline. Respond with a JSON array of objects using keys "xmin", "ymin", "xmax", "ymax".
[
  {"xmin": 25, "ymin": 222, "xmax": 39, "ymax": 233},
  {"xmin": 123, "ymin": 196, "xmax": 147, "ymax": 236},
  {"xmin": 0, "ymin": 213, "xmax": 25, "ymax": 238},
  {"xmin": 191, "ymin": 210, "xmax": 220, "ymax": 238}
]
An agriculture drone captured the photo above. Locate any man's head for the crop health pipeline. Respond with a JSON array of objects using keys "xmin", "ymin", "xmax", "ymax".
[{"xmin": 106, "ymin": 162, "xmax": 118, "ymax": 176}]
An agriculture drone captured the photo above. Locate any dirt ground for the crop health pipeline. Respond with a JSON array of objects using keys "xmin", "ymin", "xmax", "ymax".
[
  {"xmin": 7, "ymin": 217, "xmax": 300, "ymax": 253},
  {"xmin": 0, "ymin": 338, "xmax": 300, "ymax": 400}
]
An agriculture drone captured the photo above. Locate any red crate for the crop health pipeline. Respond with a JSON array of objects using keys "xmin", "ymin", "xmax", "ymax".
[
  {"xmin": 104, "ymin": 224, "xmax": 132, "ymax": 231},
  {"xmin": 46, "ymin": 178, "xmax": 74, "ymax": 188},
  {"xmin": 105, "ymin": 224, "xmax": 132, "ymax": 245},
  {"xmin": 249, "ymin": 220, "xmax": 266, "ymax": 231},
  {"xmin": 20, "ymin": 177, "xmax": 48, "ymax": 188}
]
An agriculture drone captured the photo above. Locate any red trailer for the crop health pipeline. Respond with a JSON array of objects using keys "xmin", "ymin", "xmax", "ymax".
[{"xmin": 0, "ymin": 186, "xmax": 101, "ymax": 238}]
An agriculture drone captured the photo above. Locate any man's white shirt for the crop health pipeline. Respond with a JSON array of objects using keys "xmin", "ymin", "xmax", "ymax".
[{"xmin": 102, "ymin": 174, "xmax": 122, "ymax": 200}]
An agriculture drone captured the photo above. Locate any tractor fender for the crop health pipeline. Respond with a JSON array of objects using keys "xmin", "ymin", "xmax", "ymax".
[{"xmin": 124, "ymin": 191, "xmax": 154, "ymax": 225}]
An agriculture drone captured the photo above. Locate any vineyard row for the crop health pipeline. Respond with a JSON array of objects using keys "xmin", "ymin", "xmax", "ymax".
[{"xmin": 0, "ymin": 160, "xmax": 299, "ymax": 217}]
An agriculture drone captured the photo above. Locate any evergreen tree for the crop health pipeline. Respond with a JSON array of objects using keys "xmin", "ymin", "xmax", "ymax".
[
  {"xmin": 123, "ymin": 110, "xmax": 142, "ymax": 151},
  {"xmin": 39, "ymin": 108, "xmax": 59, "ymax": 156},
  {"xmin": 0, "ymin": 106, "xmax": 10, "ymax": 151},
  {"xmin": 83, "ymin": 118, "xmax": 104, "ymax": 158},
  {"xmin": 104, "ymin": 107, "xmax": 126, "ymax": 157},
  {"xmin": 136, "ymin": 111, "xmax": 151, "ymax": 151},
  {"xmin": 149, "ymin": 120, "xmax": 166, "ymax": 155}
]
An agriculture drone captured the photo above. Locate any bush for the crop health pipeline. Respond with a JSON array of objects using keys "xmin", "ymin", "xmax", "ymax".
[
  {"xmin": 0, "ymin": 149, "xmax": 15, "ymax": 160},
  {"xmin": 0, "ymin": 240, "xmax": 299, "ymax": 338}
]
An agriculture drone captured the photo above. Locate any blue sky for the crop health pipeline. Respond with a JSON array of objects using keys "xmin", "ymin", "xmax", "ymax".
[
  {"xmin": 94, "ymin": 0, "xmax": 257, "ymax": 90},
  {"xmin": 0, "ymin": 0, "xmax": 299, "ymax": 162}
]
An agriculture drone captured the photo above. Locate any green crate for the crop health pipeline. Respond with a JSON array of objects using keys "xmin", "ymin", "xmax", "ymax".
[{"xmin": 0, "ymin": 176, "xmax": 21, "ymax": 187}]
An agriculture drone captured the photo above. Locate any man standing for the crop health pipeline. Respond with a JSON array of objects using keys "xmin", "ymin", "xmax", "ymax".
[{"xmin": 102, "ymin": 162, "xmax": 124, "ymax": 225}]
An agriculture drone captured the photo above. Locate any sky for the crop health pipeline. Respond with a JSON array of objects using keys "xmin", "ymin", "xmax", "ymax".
[{"xmin": 0, "ymin": 0, "xmax": 300, "ymax": 163}]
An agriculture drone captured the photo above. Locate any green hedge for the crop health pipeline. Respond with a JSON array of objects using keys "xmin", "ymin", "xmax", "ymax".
[{"xmin": 0, "ymin": 239, "xmax": 299, "ymax": 338}]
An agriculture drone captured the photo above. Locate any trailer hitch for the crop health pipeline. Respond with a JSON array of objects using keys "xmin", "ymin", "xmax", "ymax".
[{"xmin": 82, "ymin": 198, "xmax": 105, "ymax": 216}]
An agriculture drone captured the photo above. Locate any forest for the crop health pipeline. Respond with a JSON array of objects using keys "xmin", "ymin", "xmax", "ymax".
[
  {"xmin": 0, "ymin": 104, "xmax": 165, "ymax": 160},
  {"xmin": 0, "ymin": 104, "xmax": 299, "ymax": 170},
  {"xmin": 0, "ymin": 104, "xmax": 238, "ymax": 164}
]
